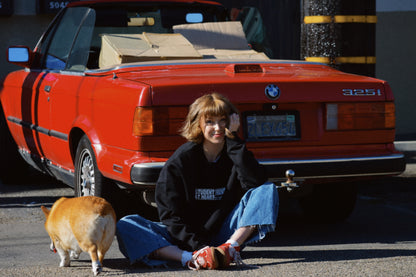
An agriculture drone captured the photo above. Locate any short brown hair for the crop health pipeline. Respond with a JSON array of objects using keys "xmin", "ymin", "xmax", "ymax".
[{"xmin": 180, "ymin": 93, "xmax": 239, "ymax": 143}]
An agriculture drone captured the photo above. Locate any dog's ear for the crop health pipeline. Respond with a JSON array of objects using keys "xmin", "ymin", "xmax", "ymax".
[{"xmin": 41, "ymin": 206, "xmax": 50, "ymax": 218}]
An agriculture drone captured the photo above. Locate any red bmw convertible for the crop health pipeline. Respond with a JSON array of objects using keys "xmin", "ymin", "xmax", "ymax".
[{"xmin": 0, "ymin": 0, "xmax": 405, "ymax": 221}]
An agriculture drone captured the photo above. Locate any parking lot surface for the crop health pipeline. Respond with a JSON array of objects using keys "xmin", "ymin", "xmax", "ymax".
[{"xmin": 1, "ymin": 165, "xmax": 416, "ymax": 276}]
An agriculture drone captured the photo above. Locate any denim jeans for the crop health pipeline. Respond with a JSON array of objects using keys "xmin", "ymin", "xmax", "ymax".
[{"xmin": 116, "ymin": 182, "xmax": 279, "ymax": 266}]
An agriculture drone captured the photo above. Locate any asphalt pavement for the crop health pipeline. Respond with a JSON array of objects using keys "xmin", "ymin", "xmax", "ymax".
[{"xmin": 0, "ymin": 141, "xmax": 415, "ymax": 276}]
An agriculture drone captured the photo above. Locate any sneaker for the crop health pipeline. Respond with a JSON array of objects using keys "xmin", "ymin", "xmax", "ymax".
[
  {"xmin": 217, "ymin": 243, "xmax": 244, "ymax": 267},
  {"xmin": 187, "ymin": 246, "xmax": 221, "ymax": 270}
]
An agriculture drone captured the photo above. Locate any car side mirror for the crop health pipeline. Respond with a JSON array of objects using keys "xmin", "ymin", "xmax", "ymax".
[
  {"xmin": 7, "ymin": 46, "xmax": 32, "ymax": 68},
  {"xmin": 186, "ymin": 13, "xmax": 203, "ymax": 23}
]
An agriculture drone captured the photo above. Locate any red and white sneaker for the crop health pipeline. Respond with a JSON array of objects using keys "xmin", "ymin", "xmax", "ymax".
[
  {"xmin": 217, "ymin": 243, "xmax": 244, "ymax": 267},
  {"xmin": 187, "ymin": 246, "xmax": 221, "ymax": 270}
]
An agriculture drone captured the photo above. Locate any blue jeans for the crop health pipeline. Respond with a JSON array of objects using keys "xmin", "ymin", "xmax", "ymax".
[{"xmin": 116, "ymin": 183, "xmax": 279, "ymax": 266}]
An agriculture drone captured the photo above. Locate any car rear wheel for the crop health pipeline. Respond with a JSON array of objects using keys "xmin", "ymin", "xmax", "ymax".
[
  {"xmin": 74, "ymin": 135, "xmax": 106, "ymax": 197},
  {"xmin": 74, "ymin": 135, "xmax": 138, "ymax": 219},
  {"xmin": 299, "ymin": 182, "xmax": 357, "ymax": 223}
]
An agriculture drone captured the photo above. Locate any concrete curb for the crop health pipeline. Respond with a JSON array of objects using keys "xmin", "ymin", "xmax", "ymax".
[
  {"xmin": 394, "ymin": 141, "xmax": 416, "ymax": 153},
  {"xmin": 394, "ymin": 141, "xmax": 416, "ymax": 177}
]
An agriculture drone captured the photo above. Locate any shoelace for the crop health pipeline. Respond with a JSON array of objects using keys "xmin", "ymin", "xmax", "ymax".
[
  {"xmin": 228, "ymin": 245, "xmax": 257, "ymax": 268},
  {"xmin": 187, "ymin": 246, "xmax": 208, "ymax": 270},
  {"xmin": 187, "ymin": 259, "xmax": 200, "ymax": 270},
  {"xmin": 228, "ymin": 246, "xmax": 245, "ymax": 266}
]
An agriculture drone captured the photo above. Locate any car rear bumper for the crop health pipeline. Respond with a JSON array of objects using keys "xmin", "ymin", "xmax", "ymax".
[
  {"xmin": 130, "ymin": 153, "xmax": 406, "ymax": 186},
  {"xmin": 261, "ymin": 153, "xmax": 406, "ymax": 181}
]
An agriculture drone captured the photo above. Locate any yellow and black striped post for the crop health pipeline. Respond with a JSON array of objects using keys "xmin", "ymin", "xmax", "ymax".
[{"xmin": 301, "ymin": 0, "xmax": 376, "ymax": 76}]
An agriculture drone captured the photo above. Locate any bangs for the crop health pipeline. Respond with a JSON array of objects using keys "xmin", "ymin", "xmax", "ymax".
[
  {"xmin": 181, "ymin": 93, "xmax": 238, "ymax": 143},
  {"xmin": 200, "ymin": 98, "xmax": 230, "ymax": 118}
]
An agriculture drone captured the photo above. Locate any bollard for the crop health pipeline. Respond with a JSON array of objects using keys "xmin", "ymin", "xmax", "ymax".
[{"xmin": 301, "ymin": 0, "xmax": 376, "ymax": 77}]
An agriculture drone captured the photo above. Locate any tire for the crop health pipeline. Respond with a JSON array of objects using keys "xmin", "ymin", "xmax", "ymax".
[
  {"xmin": 299, "ymin": 182, "xmax": 357, "ymax": 223},
  {"xmin": 74, "ymin": 135, "xmax": 133, "ymax": 219},
  {"xmin": 74, "ymin": 135, "xmax": 104, "ymax": 197}
]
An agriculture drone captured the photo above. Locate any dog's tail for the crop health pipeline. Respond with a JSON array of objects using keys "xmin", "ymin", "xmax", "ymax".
[{"xmin": 41, "ymin": 206, "xmax": 50, "ymax": 218}]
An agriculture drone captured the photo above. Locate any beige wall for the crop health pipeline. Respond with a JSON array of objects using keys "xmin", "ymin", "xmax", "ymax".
[{"xmin": 376, "ymin": 11, "xmax": 416, "ymax": 139}]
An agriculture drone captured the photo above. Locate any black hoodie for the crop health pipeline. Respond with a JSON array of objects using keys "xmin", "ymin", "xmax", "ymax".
[{"xmin": 155, "ymin": 134, "xmax": 267, "ymax": 251}]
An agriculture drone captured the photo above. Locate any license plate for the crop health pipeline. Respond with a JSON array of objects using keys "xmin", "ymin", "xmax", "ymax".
[{"xmin": 245, "ymin": 112, "xmax": 299, "ymax": 140}]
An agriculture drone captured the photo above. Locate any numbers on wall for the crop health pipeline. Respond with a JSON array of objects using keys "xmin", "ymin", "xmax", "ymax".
[{"xmin": 48, "ymin": 1, "xmax": 69, "ymax": 10}]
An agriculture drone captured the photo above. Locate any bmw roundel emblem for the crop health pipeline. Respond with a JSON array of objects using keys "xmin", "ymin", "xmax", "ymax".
[{"xmin": 265, "ymin": 84, "xmax": 280, "ymax": 100}]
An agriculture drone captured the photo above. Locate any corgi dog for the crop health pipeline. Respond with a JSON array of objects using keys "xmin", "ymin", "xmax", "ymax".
[{"xmin": 41, "ymin": 196, "xmax": 116, "ymax": 276}]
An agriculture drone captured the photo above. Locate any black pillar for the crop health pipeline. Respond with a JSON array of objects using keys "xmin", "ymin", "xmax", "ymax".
[{"xmin": 301, "ymin": 0, "xmax": 376, "ymax": 77}]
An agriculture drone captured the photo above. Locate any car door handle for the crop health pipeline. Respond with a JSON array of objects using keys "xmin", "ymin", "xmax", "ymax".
[{"xmin": 44, "ymin": 85, "xmax": 51, "ymax": 92}]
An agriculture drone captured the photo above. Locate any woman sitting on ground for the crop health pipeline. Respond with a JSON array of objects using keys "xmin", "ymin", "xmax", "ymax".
[{"xmin": 117, "ymin": 93, "xmax": 279, "ymax": 270}]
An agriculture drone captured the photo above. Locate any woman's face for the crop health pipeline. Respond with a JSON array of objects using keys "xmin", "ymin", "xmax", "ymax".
[{"xmin": 200, "ymin": 115, "xmax": 227, "ymax": 145}]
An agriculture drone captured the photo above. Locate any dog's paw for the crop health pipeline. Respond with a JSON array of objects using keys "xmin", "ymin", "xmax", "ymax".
[
  {"xmin": 92, "ymin": 261, "xmax": 102, "ymax": 276},
  {"xmin": 58, "ymin": 252, "xmax": 71, "ymax": 267},
  {"xmin": 70, "ymin": 251, "xmax": 80, "ymax": 260},
  {"xmin": 59, "ymin": 260, "xmax": 70, "ymax": 267}
]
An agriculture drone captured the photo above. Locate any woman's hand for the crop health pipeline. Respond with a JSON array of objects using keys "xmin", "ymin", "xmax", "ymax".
[{"xmin": 228, "ymin": 113, "xmax": 240, "ymax": 133}]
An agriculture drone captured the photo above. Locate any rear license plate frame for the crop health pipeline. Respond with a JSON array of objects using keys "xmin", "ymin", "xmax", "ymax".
[{"xmin": 243, "ymin": 111, "xmax": 301, "ymax": 141}]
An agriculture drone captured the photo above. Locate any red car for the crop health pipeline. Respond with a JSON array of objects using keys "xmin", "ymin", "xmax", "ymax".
[{"xmin": 0, "ymin": 0, "xmax": 405, "ymax": 222}]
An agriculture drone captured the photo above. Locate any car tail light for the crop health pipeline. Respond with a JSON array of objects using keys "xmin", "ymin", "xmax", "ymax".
[
  {"xmin": 133, "ymin": 107, "xmax": 188, "ymax": 136},
  {"xmin": 326, "ymin": 102, "xmax": 395, "ymax": 130}
]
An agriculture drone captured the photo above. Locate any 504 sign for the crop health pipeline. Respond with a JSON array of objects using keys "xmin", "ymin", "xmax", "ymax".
[
  {"xmin": 40, "ymin": 0, "xmax": 74, "ymax": 13},
  {"xmin": 49, "ymin": 1, "xmax": 70, "ymax": 10}
]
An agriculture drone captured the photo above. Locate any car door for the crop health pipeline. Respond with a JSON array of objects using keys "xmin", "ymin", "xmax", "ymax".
[{"xmin": 29, "ymin": 7, "xmax": 95, "ymax": 170}]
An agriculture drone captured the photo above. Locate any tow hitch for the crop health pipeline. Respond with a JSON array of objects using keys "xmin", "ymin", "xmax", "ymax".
[{"xmin": 277, "ymin": 169, "xmax": 299, "ymax": 192}]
